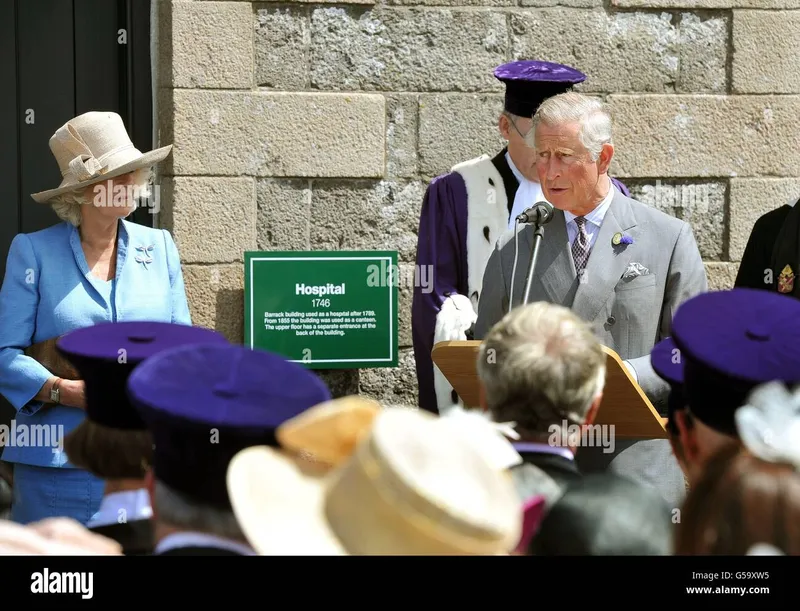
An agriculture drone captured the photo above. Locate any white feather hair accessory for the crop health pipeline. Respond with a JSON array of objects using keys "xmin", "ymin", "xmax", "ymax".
[{"xmin": 735, "ymin": 381, "xmax": 800, "ymax": 469}]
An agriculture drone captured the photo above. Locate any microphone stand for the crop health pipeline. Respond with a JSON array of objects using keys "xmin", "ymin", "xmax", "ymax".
[{"xmin": 521, "ymin": 220, "xmax": 546, "ymax": 307}]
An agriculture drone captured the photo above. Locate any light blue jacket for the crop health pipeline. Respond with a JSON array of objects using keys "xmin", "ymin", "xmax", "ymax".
[{"xmin": 0, "ymin": 219, "xmax": 191, "ymax": 468}]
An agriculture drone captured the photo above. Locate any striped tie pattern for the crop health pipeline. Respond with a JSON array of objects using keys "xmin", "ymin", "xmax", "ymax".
[{"xmin": 572, "ymin": 216, "xmax": 590, "ymax": 279}]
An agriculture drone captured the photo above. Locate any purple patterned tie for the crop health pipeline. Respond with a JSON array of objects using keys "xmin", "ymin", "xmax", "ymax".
[{"xmin": 572, "ymin": 216, "xmax": 590, "ymax": 279}]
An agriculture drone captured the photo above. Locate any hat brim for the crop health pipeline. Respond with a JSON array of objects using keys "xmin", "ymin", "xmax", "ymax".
[
  {"xmin": 226, "ymin": 445, "xmax": 347, "ymax": 556},
  {"xmin": 30, "ymin": 144, "xmax": 173, "ymax": 204}
]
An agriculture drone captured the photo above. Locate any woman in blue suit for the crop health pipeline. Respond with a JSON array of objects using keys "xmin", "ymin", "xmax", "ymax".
[{"xmin": 0, "ymin": 111, "xmax": 191, "ymax": 524}]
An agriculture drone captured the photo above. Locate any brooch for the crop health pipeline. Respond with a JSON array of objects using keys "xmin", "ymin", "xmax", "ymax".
[
  {"xmin": 778, "ymin": 264, "xmax": 794, "ymax": 294},
  {"xmin": 612, "ymin": 232, "xmax": 633, "ymax": 246},
  {"xmin": 135, "ymin": 245, "xmax": 154, "ymax": 270}
]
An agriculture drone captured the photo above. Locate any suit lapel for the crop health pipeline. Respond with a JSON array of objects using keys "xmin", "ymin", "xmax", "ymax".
[
  {"xmin": 519, "ymin": 208, "xmax": 575, "ymax": 307},
  {"xmin": 571, "ymin": 191, "xmax": 639, "ymax": 322}
]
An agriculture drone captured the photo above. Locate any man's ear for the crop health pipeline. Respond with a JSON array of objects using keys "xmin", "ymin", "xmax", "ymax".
[
  {"xmin": 584, "ymin": 392, "xmax": 602, "ymax": 425},
  {"xmin": 498, "ymin": 113, "xmax": 511, "ymax": 141},
  {"xmin": 144, "ymin": 469, "xmax": 156, "ymax": 519},
  {"xmin": 479, "ymin": 383, "xmax": 488, "ymax": 412},
  {"xmin": 597, "ymin": 143, "xmax": 614, "ymax": 174},
  {"xmin": 675, "ymin": 410, "xmax": 699, "ymax": 467}
]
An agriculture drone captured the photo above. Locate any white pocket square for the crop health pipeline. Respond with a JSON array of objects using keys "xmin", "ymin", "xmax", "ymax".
[{"xmin": 623, "ymin": 262, "xmax": 649, "ymax": 279}]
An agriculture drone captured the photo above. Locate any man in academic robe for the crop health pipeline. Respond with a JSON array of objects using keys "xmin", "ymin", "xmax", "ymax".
[
  {"xmin": 473, "ymin": 91, "xmax": 708, "ymax": 508},
  {"xmin": 412, "ymin": 60, "xmax": 630, "ymax": 415},
  {"xmin": 735, "ymin": 195, "xmax": 800, "ymax": 295},
  {"xmin": 126, "ymin": 342, "xmax": 332, "ymax": 556}
]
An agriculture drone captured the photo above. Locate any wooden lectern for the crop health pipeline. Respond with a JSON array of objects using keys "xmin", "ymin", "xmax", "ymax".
[{"xmin": 431, "ymin": 340, "xmax": 666, "ymax": 439}]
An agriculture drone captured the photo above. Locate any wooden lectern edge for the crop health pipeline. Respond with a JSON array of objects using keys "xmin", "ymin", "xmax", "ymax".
[{"xmin": 431, "ymin": 340, "xmax": 667, "ymax": 438}]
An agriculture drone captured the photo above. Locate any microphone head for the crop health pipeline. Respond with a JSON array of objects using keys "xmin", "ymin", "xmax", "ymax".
[{"xmin": 533, "ymin": 200, "xmax": 554, "ymax": 224}]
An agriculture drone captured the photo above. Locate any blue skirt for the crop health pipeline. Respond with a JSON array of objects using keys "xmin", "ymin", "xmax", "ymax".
[{"xmin": 9, "ymin": 463, "xmax": 104, "ymax": 525}]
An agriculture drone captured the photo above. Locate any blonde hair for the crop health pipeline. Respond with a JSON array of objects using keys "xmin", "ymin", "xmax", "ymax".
[{"xmin": 49, "ymin": 167, "xmax": 153, "ymax": 226}]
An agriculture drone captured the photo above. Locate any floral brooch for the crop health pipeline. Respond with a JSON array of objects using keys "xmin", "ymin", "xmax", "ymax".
[
  {"xmin": 135, "ymin": 244, "xmax": 154, "ymax": 269},
  {"xmin": 612, "ymin": 232, "xmax": 633, "ymax": 247}
]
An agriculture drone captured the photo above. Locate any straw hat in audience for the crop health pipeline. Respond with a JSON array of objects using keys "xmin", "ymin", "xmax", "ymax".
[{"xmin": 227, "ymin": 404, "xmax": 523, "ymax": 555}]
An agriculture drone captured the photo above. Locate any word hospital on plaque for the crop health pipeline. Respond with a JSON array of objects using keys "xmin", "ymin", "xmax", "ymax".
[{"xmin": 244, "ymin": 251, "xmax": 399, "ymax": 369}]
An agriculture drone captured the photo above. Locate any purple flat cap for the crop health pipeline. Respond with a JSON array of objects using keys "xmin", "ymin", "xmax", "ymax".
[
  {"xmin": 671, "ymin": 288, "xmax": 800, "ymax": 436},
  {"xmin": 494, "ymin": 60, "xmax": 586, "ymax": 118},
  {"xmin": 651, "ymin": 337, "xmax": 684, "ymax": 387},
  {"xmin": 126, "ymin": 343, "xmax": 332, "ymax": 509},
  {"xmin": 56, "ymin": 321, "xmax": 229, "ymax": 431}
]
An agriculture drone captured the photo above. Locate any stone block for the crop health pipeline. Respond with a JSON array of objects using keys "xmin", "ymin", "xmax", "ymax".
[
  {"xmin": 170, "ymin": 1, "xmax": 254, "ymax": 89},
  {"xmin": 386, "ymin": 94, "xmax": 419, "ymax": 179},
  {"xmin": 520, "ymin": 0, "xmax": 602, "ymax": 5},
  {"xmin": 386, "ymin": 0, "xmax": 515, "ymax": 5},
  {"xmin": 183, "ymin": 264, "xmax": 245, "ymax": 343},
  {"xmin": 315, "ymin": 369, "xmax": 360, "ymax": 399},
  {"xmin": 608, "ymin": 95, "xmax": 800, "ymax": 178},
  {"xmin": 172, "ymin": 90, "xmax": 385, "ymax": 177},
  {"xmin": 418, "ymin": 94, "xmax": 505, "ymax": 179},
  {"xmin": 626, "ymin": 180, "xmax": 726, "ymax": 260},
  {"xmin": 359, "ymin": 348, "xmax": 418, "ymax": 406},
  {"xmin": 309, "ymin": 7, "xmax": 507, "ymax": 92},
  {"xmin": 729, "ymin": 178, "xmax": 800, "ymax": 261},
  {"xmin": 678, "ymin": 12, "xmax": 728, "ymax": 94},
  {"xmin": 162, "ymin": 177, "xmax": 257, "ymax": 264},
  {"xmin": 255, "ymin": 6, "xmax": 310, "ymax": 89},
  {"xmin": 509, "ymin": 9, "xmax": 681, "ymax": 93},
  {"xmin": 398, "ymin": 263, "xmax": 415, "ymax": 348},
  {"xmin": 256, "ymin": 179, "xmax": 312, "ymax": 250},
  {"xmin": 705, "ymin": 262, "xmax": 739, "ymax": 292},
  {"xmin": 309, "ymin": 180, "xmax": 424, "ymax": 264},
  {"xmin": 733, "ymin": 10, "xmax": 800, "ymax": 94},
  {"xmin": 613, "ymin": 1, "xmax": 800, "ymax": 7}
]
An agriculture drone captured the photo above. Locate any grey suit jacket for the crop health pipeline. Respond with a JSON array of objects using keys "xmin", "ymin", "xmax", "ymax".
[{"xmin": 473, "ymin": 188, "xmax": 708, "ymax": 413}]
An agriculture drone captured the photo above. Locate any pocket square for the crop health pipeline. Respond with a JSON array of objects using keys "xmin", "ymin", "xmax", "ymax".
[{"xmin": 623, "ymin": 262, "xmax": 649, "ymax": 280}]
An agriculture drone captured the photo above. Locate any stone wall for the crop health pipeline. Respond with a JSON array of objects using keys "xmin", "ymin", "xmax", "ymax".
[{"xmin": 153, "ymin": 0, "xmax": 800, "ymax": 405}]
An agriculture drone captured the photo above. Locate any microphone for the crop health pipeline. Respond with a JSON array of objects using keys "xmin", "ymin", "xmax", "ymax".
[
  {"xmin": 515, "ymin": 201, "xmax": 554, "ymax": 225},
  {"xmin": 509, "ymin": 201, "xmax": 554, "ymax": 314}
]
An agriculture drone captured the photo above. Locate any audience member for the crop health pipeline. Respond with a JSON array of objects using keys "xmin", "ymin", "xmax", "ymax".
[
  {"xmin": 127, "ymin": 342, "xmax": 331, "ymax": 555},
  {"xmin": 659, "ymin": 288, "xmax": 800, "ymax": 485},
  {"xmin": 476, "ymin": 301, "xmax": 605, "ymax": 506},
  {"xmin": 675, "ymin": 381, "xmax": 800, "ymax": 555},
  {"xmin": 56, "ymin": 321, "xmax": 228, "ymax": 555},
  {"xmin": 227, "ymin": 405, "xmax": 523, "ymax": 555}
]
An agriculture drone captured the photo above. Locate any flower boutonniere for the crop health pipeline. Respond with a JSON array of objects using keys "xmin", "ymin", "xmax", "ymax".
[
  {"xmin": 612, "ymin": 232, "xmax": 633, "ymax": 247},
  {"xmin": 135, "ymin": 244, "xmax": 154, "ymax": 269}
]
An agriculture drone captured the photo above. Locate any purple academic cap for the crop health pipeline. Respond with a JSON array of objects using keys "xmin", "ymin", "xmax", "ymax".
[
  {"xmin": 56, "ymin": 321, "xmax": 229, "ymax": 431},
  {"xmin": 126, "ymin": 342, "xmax": 332, "ymax": 509},
  {"xmin": 651, "ymin": 337, "xmax": 684, "ymax": 387},
  {"xmin": 493, "ymin": 60, "xmax": 587, "ymax": 118},
  {"xmin": 670, "ymin": 288, "xmax": 800, "ymax": 436}
]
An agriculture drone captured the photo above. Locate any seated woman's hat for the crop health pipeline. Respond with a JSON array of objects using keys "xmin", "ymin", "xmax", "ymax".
[{"xmin": 30, "ymin": 111, "xmax": 173, "ymax": 204}]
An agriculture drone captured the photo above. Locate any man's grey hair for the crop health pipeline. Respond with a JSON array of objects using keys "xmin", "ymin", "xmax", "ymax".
[
  {"xmin": 476, "ymin": 302, "xmax": 606, "ymax": 440},
  {"xmin": 528, "ymin": 92, "xmax": 613, "ymax": 161},
  {"xmin": 153, "ymin": 478, "xmax": 245, "ymax": 541}
]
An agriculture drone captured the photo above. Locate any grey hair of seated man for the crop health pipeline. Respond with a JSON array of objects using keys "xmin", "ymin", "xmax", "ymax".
[
  {"xmin": 153, "ymin": 479, "xmax": 245, "ymax": 541},
  {"xmin": 476, "ymin": 301, "xmax": 606, "ymax": 442}
]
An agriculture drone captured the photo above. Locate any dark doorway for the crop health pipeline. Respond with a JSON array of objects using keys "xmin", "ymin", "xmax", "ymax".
[{"xmin": 0, "ymin": 0, "xmax": 153, "ymax": 442}]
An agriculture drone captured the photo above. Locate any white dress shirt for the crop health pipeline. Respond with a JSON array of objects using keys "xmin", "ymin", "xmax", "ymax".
[
  {"xmin": 563, "ymin": 182, "xmax": 616, "ymax": 253},
  {"xmin": 154, "ymin": 531, "xmax": 257, "ymax": 555},
  {"xmin": 87, "ymin": 488, "xmax": 152, "ymax": 528}
]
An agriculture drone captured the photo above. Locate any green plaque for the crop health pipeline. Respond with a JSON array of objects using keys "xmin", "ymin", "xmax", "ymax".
[{"xmin": 244, "ymin": 251, "xmax": 399, "ymax": 369}]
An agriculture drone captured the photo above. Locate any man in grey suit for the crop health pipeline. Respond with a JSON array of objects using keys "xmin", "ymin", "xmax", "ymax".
[{"xmin": 473, "ymin": 91, "xmax": 708, "ymax": 508}]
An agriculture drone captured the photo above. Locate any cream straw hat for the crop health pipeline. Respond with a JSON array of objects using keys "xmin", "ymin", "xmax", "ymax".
[
  {"xmin": 31, "ymin": 111, "xmax": 172, "ymax": 203},
  {"xmin": 226, "ymin": 405, "xmax": 523, "ymax": 556}
]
